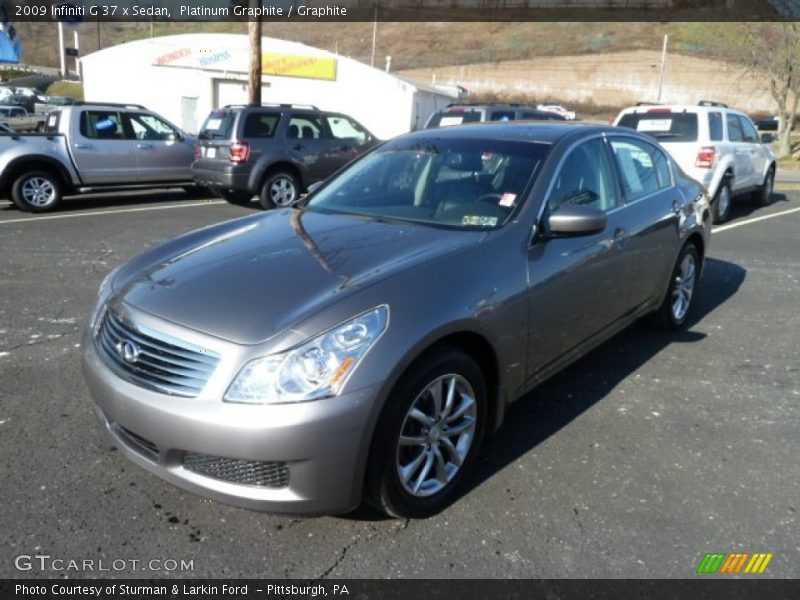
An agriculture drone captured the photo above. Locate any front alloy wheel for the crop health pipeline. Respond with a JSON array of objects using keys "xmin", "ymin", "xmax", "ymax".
[
  {"xmin": 712, "ymin": 182, "xmax": 731, "ymax": 224},
  {"xmin": 757, "ymin": 168, "xmax": 774, "ymax": 207},
  {"xmin": 396, "ymin": 374, "xmax": 477, "ymax": 498},
  {"xmin": 365, "ymin": 348, "xmax": 487, "ymax": 518}
]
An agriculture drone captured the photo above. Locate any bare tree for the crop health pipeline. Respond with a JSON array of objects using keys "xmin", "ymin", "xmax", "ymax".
[{"xmin": 741, "ymin": 21, "xmax": 800, "ymax": 157}]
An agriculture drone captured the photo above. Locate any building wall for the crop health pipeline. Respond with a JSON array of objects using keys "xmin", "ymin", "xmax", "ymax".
[{"xmin": 80, "ymin": 34, "xmax": 453, "ymax": 139}]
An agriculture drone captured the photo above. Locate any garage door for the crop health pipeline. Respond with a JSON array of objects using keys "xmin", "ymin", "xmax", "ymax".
[{"xmin": 214, "ymin": 79, "xmax": 271, "ymax": 108}]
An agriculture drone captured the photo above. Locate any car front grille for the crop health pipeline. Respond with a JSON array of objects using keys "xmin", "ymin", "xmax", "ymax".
[
  {"xmin": 182, "ymin": 453, "xmax": 290, "ymax": 488},
  {"xmin": 96, "ymin": 309, "xmax": 220, "ymax": 397}
]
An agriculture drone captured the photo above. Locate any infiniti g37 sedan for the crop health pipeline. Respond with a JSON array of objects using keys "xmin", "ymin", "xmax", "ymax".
[{"xmin": 82, "ymin": 123, "xmax": 711, "ymax": 518}]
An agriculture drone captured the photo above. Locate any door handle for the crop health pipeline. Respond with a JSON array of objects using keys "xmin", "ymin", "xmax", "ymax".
[
  {"xmin": 74, "ymin": 143, "xmax": 92, "ymax": 150},
  {"xmin": 292, "ymin": 144, "xmax": 305, "ymax": 151},
  {"xmin": 671, "ymin": 200, "xmax": 682, "ymax": 215},
  {"xmin": 613, "ymin": 227, "xmax": 626, "ymax": 238},
  {"xmin": 137, "ymin": 143, "xmax": 153, "ymax": 149},
  {"xmin": 339, "ymin": 145, "xmax": 353, "ymax": 152}
]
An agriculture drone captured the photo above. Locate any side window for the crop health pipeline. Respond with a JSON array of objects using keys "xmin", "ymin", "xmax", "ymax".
[
  {"xmin": 738, "ymin": 115, "xmax": 759, "ymax": 143},
  {"xmin": 708, "ymin": 112, "xmax": 723, "ymax": 142},
  {"xmin": 287, "ymin": 115, "xmax": 327, "ymax": 140},
  {"xmin": 609, "ymin": 137, "xmax": 670, "ymax": 201},
  {"xmin": 726, "ymin": 113, "xmax": 744, "ymax": 142},
  {"xmin": 11, "ymin": 108, "xmax": 25, "ymax": 117},
  {"xmin": 127, "ymin": 113, "xmax": 177, "ymax": 140},
  {"xmin": 79, "ymin": 111, "xmax": 126, "ymax": 140},
  {"xmin": 242, "ymin": 112, "xmax": 279, "ymax": 138},
  {"xmin": 548, "ymin": 138, "xmax": 619, "ymax": 214},
  {"xmin": 326, "ymin": 115, "xmax": 370, "ymax": 146},
  {"xmin": 490, "ymin": 110, "xmax": 515, "ymax": 122}
]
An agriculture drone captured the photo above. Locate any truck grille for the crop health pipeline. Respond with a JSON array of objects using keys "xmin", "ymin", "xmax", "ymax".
[
  {"xmin": 96, "ymin": 309, "xmax": 219, "ymax": 397},
  {"xmin": 182, "ymin": 453, "xmax": 290, "ymax": 488}
]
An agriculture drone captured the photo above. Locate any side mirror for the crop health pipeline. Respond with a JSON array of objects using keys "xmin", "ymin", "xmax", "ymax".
[
  {"xmin": 306, "ymin": 181, "xmax": 324, "ymax": 195},
  {"xmin": 761, "ymin": 133, "xmax": 775, "ymax": 144},
  {"xmin": 547, "ymin": 205, "xmax": 607, "ymax": 236}
]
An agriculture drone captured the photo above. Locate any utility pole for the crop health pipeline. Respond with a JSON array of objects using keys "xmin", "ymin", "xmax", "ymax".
[
  {"xmin": 370, "ymin": 3, "xmax": 378, "ymax": 68},
  {"xmin": 248, "ymin": 0, "xmax": 262, "ymax": 105},
  {"xmin": 58, "ymin": 22, "xmax": 66, "ymax": 77},
  {"xmin": 657, "ymin": 33, "xmax": 668, "ymax": 103}
]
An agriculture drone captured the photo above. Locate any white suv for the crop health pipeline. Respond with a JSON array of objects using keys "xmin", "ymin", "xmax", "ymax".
[{"xmin": 614, "ymin": 101, "xmax": 776, "ymax": 223}]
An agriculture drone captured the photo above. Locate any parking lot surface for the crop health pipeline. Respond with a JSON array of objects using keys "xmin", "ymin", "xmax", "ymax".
[{"xmin": 1, "ymin": 188, "xmax": 798, "ymax": 578}]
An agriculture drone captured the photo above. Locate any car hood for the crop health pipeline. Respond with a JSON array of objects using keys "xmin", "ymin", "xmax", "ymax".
[{"xmin": 113, "ymin": 209, "xmax": 483, "ymax": 345}]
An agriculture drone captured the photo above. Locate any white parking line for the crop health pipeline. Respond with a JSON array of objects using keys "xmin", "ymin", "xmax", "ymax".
[
  {"xmin": 713, "ymin": 206, "xmax": 800, "ymax": 234},
  {"xmin": 0, "ymin": 200, "xmax": 226, "ymax": 225}
]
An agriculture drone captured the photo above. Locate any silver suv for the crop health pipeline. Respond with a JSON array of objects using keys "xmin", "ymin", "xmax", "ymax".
[{"xmin": 614, "ymin": 101, "xmax": 776, "ymax": 223}]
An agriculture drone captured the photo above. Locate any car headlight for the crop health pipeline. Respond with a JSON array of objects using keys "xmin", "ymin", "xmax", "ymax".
[
  {"xmin": 89, "ymin": 266, "xmax": 120, "ymax": 335},
  {"xmin": 224, "ymin": 305, "xmax": 389, "ymax": 405}
]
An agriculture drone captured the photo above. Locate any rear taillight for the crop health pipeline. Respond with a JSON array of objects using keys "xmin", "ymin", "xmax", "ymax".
[
  {"xmin": 229, "ymin": 142, "xmax": 250, "ymax": 163},
  {"xmin": 696, "ymin": 146, "xmax": 716, "ymax": 169},
  {"xmin": 193, "ymin": 144, "xmax": 201, "ymax": 160}
]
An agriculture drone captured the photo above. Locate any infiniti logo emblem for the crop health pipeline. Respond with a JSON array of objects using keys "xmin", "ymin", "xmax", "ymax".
[{"xmin": 117, "ymin": 340, "xmax": 142, "ymax": 364}]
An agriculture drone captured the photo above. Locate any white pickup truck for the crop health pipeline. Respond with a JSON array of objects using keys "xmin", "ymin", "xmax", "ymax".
[
  {"xmin": 0, "ymin": 106, "xmax": 47, "ymax": 132},
  {"xmin": 0, "ymin": 102, "xmax": 196, "ymax": 212}
]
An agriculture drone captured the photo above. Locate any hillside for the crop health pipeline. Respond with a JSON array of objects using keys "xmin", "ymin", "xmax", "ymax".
[{"xmin": 16, "ymin": 21, "xmax": 748, "ymax": 72}]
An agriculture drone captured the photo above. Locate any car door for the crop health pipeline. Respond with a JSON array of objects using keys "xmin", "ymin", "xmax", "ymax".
[
  {"xmin": 324, "ymin": 113, "xmax": 376, "ymax": 171},
  {"xmin": 286, "ymin": 113, "xmax": 337, "ymax": 183},
  {"xmin": 526, "ymin": 136, "xmax": 631, "ymax": 379},
  {"xmin": 69, "ymin": 109, "xmax": 139, "ymax": 185},
  {"xmin": 725, "ymin": 112, "xmax": 754, "ymax": 191},
  {"xmin": 607, "ymin": 135, "xmax": 682, "ymax": 308},
  {"xmin": 738, "ymin": 114, "xmax": 768, "ymax": 186},
  {"xmin": 126, "ymin": 112, "xmax": 194, "ymax": 182}
]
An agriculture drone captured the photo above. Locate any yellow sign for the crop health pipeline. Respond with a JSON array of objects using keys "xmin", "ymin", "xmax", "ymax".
[{"xmin": 261, "ymin": 52, "xmax": 337, "ymax": 81}]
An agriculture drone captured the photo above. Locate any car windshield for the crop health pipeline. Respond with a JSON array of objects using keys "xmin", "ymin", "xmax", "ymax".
[{"xmin": 305, "ymin": 138, "xmax": 549, "ymax": 230}]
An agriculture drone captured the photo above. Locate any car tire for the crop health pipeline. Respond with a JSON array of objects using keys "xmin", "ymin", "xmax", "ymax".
[
  {"xmin": 11, "ymin": 170, "xmax": 63, "ymax": 213},
  {"xmin": 259, "ymin": 170, "xmax": 300, "ymax": 210},
  {"xmin": 712, "ymin": 181, "xmax": 731, "ymax": 224},
  {"xmin": 364, "ymin": 347, "xmax": 487, "ymax": 519},
  {"xmin": 756, "ymin": 167, "xmax": 775, "ymax": 207},
  {"xmin": 652, "ymin": 243, "xmax": 700, "ymax": 331}
]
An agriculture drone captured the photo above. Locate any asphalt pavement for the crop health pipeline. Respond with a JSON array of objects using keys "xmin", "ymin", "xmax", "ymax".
[{"xmin": 0, "ymin": 187, "xmax": 798, "ymax": 578}]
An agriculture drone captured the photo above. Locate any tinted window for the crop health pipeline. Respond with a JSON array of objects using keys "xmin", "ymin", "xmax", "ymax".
[
  {"xmin": 242, "ymin": 112, "xmax": 279, "ymax": 138},
  {"xmin": 726, "ymin": 113, "xmax": 744, "ymax": 142},
  {"xmin": 549, "ymin": 139, "xmax": 619, "ymax": 213},
  {"xmin": 198, "ymin": 109, "xmax": 237, "ymax": 140},
  {"xmin": 708, "ymin": 112, "xmax": 723, "ymax": 141},
  {"xmin": 80, "ymin": 110, "xmax": 126, "ymax": 140},
  {"xmin": 307, "ymin": 139, "xmax": 548, "ymax": 229},
  {"xmin": 738, "ymin": 115, "xmax": 759, "ymax": 143},
  {"xmin": 326, "ymin": 115, "xmax": 370, "ymax": 146},
  {"xmin": 427, "ymin": 110, "xmax": 482, "ymax": 128},
  {"xmin": 490, "ymin": 111, "xmax": 515, "ymax": 122},
  {"xmin": 618, "ymin": 112, "xmax": 699, "ymax": 143},
  {"xmin": 610, "ymin": 137, "xmax": 670, "ymax": 201},
  {"xmin": 288, "ymin": 115, "xmax": 326, "ymax": 140}
]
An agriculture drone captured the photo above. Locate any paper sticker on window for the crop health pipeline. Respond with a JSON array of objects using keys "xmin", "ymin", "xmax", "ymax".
[
  {"xmin": 636, "ymin": 119, "xmax": 672, "ymax": 132},
  {"xmin": 499, "ymin": 193, "xmax": 516, "ymax": 207},
  {"xmin": 462, "ymin": 215, "xmax": 498, "ymax": 227},
  {"xmin": 439, "ymin": 116, "xmax": 464, "ymax": 127},
  {"xmin": 205, "ymin": 118, "xmax": 223, "ymax": 130}
]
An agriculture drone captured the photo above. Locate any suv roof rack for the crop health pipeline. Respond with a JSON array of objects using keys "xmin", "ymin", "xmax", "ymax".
[
  {"xmin": 222, "ymin": 103, "xmax": 320, "ymax": 110},
  {"xmin": 698, "ymin": 100, "xmax": 728, "ymax": 108},
  {"xmin": 445, "ymin": 102, "xmax": 529, "ymax": 108},
  {"xmin": 636, "ymin": 101, "xmax": 663, "ymax": 106},
  {"xmin": 74, "ymin": 101, "xmax": 148, "ymax": 109}
]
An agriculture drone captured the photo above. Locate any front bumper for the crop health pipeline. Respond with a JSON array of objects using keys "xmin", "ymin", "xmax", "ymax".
[{"xmin": 81, "ymin": 328, "xmax": 379, "ymax": 515}]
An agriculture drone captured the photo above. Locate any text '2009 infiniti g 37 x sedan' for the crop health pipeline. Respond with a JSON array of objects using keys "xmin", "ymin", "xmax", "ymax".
[{"xmin": 82, "ymin": 123, "xmax": 711, "ymax": 518}]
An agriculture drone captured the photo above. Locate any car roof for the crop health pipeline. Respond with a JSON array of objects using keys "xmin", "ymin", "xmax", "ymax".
[
  {"xmin": 619, "ymin": 104, "xmax": 743, "ymax": 115},
  {"xmin": 402, "ymin": 122, "xmax": 615, "ymax": 145}
]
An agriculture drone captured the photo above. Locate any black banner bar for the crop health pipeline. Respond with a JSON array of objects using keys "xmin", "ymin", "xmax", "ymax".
[{"xmin": 3, "ymin": 580, "xmax": 800, "ymax": 600}]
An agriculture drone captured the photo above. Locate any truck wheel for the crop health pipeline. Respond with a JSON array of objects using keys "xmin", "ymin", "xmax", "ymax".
[
  {"xmin": 756, "ymin": 167, "xmax": 774, "ymax": 207},
  {"xmin": 259, "ymin": 171, "xmax": 300, "ymax": 210},
  {"xmin": 11, "ymin": 171, "xmax": 63, "ymax": 213},
  {"xmin": 712, "ymin": 181, "xmax": 731, "ymax": 224}
]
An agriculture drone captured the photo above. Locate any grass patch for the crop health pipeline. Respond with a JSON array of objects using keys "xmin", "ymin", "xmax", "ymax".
[{"xmin": 45, "ymin": 81, "xmax": 84, "ymax": 100}]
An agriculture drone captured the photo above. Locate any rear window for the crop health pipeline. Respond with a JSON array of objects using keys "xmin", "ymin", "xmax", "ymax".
[
  {"xmin": 489, "ymin": 110, "xmax": 516, "ymax": 122},
  {"xmin": 242, "ymin": 112, "xmax": 279, "ymax": 138},
  {"xmin": 618, "ymin": 112, "xmax": 699, "ymax": 143},
  {"xmin": 426, "ymin": 110, "xmax": 482, "ymax": 128},
  {"xmin": 199, "ymin": 109, "xmax": 237, "ymax": 140}
]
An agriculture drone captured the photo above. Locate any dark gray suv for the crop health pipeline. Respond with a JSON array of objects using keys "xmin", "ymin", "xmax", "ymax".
[{"xmin": 192, "ymin": 104, "xmax": 378, "ymax": 210}]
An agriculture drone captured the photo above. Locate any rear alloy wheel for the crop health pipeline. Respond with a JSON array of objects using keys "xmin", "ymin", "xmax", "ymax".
[
  {"xmin": 11, "ymin": 170, "xmax": 63, "ymax": 213},
  {"xmin": 712, "ymin": 181, "xmax": 731, "ymax": 224},
  {"xmin": 365, "ymin": 348, "xmax": 487, "ymax": 518},
  {"xmin": 652, "ymin": 243, "xmax": 699, "ymax": 330},
  {"xmin": 756, "ymin": 168, "xmax": 775, "ymax": 207},
  {"xmin": 259, "ymin": 171, "xmax": 300, "ymax": 210}
]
